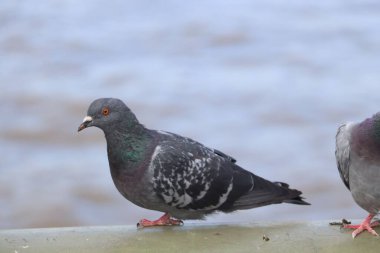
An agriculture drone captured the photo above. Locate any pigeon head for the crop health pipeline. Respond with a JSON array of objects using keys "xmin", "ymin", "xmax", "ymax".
[{"xmin": 78, "ymin": 98, "xmax": 139, "ymax": 133}]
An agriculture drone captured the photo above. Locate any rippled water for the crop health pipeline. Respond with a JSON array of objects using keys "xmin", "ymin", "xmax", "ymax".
[{"xmin": 1, "ymin": 0, "xmax": 380, "ymax": 228}]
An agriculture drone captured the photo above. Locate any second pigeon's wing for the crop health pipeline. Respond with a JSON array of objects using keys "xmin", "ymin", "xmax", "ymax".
[{"xmin": 335, "ymin": 123, "xmax": 352, "ymax": 189}]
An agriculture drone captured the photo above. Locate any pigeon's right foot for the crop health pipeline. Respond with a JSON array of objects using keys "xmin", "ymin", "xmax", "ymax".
[
  {"xmin": 137, "ymin": 213, "xmax": 184, "ymax": 228},
  {"xmin": 343, "ymin": 214, "xmax": 379, "ymax": 238}
]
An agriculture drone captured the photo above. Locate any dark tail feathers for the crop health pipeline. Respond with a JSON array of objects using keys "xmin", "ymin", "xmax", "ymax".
[
  {"xmin": 273, "ymin": 181, "xmax": 310, "ymax": 205},
  {"xmin": 230, "ymin": 177, "xmax": 310, "ymax": 211}
]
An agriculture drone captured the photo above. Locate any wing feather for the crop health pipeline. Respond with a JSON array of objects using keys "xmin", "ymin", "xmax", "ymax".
[
  {"xmin": 335, "ymin": 123, "xmax": 353, "ymax": 189},
  {"xmin": 151, "ymin": 135, "xmax": 234, "ymax": 210}
]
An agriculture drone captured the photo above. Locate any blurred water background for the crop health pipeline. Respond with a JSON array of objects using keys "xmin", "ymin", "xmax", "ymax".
[{"xmin": 1, "ymin": 0, "xmax": 380, "ymax": 229}]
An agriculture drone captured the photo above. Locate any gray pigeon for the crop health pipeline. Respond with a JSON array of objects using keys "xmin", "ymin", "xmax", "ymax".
[
  {"xmin": 335, "ymin": 113, "xmax": 380, "ymax": 238},
  {"xmin": 78, "ymin": 98, "xmax": 309, "ymax": 227}
]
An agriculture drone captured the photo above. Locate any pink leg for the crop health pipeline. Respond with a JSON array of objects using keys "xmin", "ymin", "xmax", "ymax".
[
  {"xmin": 343, "ymin": 214, "xmax": 379, "ymax": 238},
  {"xmin": 137, "ymin": 213, "xmax": 184, "ymax": 228}
]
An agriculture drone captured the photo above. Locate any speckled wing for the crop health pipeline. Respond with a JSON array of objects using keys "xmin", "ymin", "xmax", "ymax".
[
  {"xmin": 149, "ymin": 132, "xmax": 249, "ymax": 212},
  {"xmin": 149, "ymin": 131, "xmax": 308, "ymax": 215},
  {"xmin": 335, "ymin": 123, "xmax": 353, "ymax": 189}
]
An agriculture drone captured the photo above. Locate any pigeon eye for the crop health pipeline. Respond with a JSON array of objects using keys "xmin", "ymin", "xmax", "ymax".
[{"xmin": 102, "ymin": 107, "xmax": 110, "ymax": 116}]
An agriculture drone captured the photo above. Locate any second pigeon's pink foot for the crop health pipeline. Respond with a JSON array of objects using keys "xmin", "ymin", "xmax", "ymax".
[
  {"xmin": 137, "ymin": 213, "xmax": 184, "ymax": 228},
  {"xmin": 343, "ymin": 214, "xmax": 379, "ymax": 238}
]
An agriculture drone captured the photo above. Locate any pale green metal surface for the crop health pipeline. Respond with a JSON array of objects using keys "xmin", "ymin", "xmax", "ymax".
[{"xmin": 0, "ymin": 221, "xmax": 379, "ymax": 253}]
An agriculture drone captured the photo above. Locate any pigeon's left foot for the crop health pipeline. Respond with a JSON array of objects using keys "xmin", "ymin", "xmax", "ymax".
[
  {"xmin": 137, "ymin": 213, "xmax": 184, "ymax": 228},
  {"xmin": 343, "ymin": 214, "xmax": 379, "ymax": 238}
]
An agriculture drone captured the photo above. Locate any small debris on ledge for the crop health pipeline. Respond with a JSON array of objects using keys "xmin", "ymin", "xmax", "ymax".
[{"xmin": 329, "ymin": 218, "xmax": 351, "ymax": 226}]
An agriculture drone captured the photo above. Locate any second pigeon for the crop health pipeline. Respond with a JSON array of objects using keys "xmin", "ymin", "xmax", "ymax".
[{"xmin": 336, "ymin": 113, "xmax": 380, "ymax": 238}]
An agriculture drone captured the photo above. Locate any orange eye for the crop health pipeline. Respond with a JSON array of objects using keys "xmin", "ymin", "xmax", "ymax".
[{"xmin": 102, "ymin": 107, "xmax": 110, "ymax": 116}]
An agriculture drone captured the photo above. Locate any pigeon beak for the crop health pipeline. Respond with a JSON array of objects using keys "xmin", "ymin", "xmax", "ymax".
[{"xmin": 78, "ymin": 116, "xmax": 93, "ymax": 132}]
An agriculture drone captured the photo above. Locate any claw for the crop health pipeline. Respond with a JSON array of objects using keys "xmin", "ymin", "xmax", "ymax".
[
  {"xmin": 343, "ymin": 214, "xmax": 379, "ymax": 238},
  {"xmin": 136, "ymin": 213, "xmax": 184, "ymax": 228}
]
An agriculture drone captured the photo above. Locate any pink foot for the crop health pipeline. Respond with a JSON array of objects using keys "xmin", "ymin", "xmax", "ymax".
[
  {"xmin": 137, "ymin": 213, "xmax": 184, "ymax": 228},
  {"xmin": 343, "ymin": 214, "xmax": 379, "ymax": 238}
]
